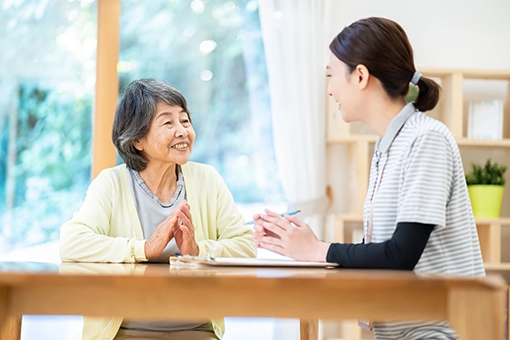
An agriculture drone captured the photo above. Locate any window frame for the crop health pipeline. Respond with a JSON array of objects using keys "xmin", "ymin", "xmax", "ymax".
[{"xmin": 92, "ymin": 0, "xmax": 121, "ymax": 178}]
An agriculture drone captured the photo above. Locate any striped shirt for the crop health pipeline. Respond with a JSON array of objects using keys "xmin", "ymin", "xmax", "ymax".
[{"xmin": 364, "ymin": 103, "xmax": 485, "ymax": 339}]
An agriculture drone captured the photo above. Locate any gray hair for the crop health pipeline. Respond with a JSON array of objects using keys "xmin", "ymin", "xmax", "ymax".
[{"xmin": 112, "ymin": 78, "xmax": 191, "ymax": 171}]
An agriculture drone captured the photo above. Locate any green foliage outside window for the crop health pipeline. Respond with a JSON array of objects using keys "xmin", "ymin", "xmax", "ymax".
[
  {"xmin": 0, "ymin": 0, "xmax": 96, "ymax": 252},
  {"xmin": 118, "ymin": 0, "xmax": 282, "ymax": 204},
  {"xmin": 0, "ymin": 0, "xmax": 283, "ymax": 252}
]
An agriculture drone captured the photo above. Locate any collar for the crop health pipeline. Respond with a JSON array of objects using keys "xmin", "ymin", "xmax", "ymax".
[{"xmin": 376, "ymin": 102, "xmax": 418, "ymax": 154}]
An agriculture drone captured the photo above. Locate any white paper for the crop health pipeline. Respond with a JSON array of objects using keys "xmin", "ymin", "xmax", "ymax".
[{"xmin": 170, "ymin": 256, "xmax": 339, "ymax": 268}]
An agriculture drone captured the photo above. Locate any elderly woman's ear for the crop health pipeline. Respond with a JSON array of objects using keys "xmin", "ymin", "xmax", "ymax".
[{"xmin": 133, "ymin": 139, "xmax": 142, "ymax": 151}]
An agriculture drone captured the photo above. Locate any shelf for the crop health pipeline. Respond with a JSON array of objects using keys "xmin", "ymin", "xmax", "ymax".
[
  {"xmin": 476, "ymin": 217, "xmax": 510, "ymax": 225},
  {"xmin": 325, "ymin": 67, "xmax": 510, "ymax": 340},
  {"xmin": 327, "ymin": 68, "xmax": 510, "ymax": 144},
  {"xmin": 456, "ymin": 138, "xmax": 510, "ymax": 148},
  {"xmin": 327, "ymin": 136, "xmax": 510, "ymax": 148},
  {"xmin": 332, "ymin": 214, "xmax": 363, "ymax": 223},
  {"xmin": 326, "ymin": 135, "xmax": 377, "ymax": 144},
  {"xmin": 420, "ymin": 67, "xmax": 510, "ymax": 80},
  {"xmin": 484, "ymin": 262, "xmax": 510, "ymax": 271},
  {"xmin": 332, "ymin": 214, "xmax": 510, "ymax": 225},
  {"xmin": 330, "ymin": 214, "xmax": 510, "ymax": 266}
]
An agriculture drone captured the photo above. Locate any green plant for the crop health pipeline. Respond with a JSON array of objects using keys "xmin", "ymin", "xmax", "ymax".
[{"xmin": 465, "ymin": 159, "xmax": 507, "ymax": 186}]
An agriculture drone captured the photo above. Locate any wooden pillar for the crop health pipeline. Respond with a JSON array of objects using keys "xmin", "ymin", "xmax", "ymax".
[
  {"xmin": 441, "ymin": 72, "xmax": 464, "ymax": 138},
  {"xmin": 348, "ymin": 140, "xmax": 369, "ymax": 215},
  {"xmin": 476, "ymin": 220, "xmax": 502, "ymax": 264},
  {"xmin": 506, "ymin": 80, "xmax": 510, "ymax": 139},
  {"xmin": 333, "ymin": 215, "xmax": 345, "ymax": 243},
  {"xmin": 92, "ymin": 0, "xmax": 121, "ymax": 178}
]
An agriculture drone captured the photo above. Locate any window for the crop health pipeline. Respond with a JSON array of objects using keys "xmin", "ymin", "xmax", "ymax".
[
  {"xmin": 0, "ymin": 0, "xmax": 285, "ymax": 255},
  {"xmin": 119, "ymin": 0, "xmax": 284, "ymax": 213},
  {"xmin": 0, "ymin": 0, "xmax": 96, "ymax": 254}
]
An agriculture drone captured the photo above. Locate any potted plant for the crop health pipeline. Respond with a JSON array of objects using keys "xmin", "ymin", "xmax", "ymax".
[{"xmin": 465, "ymin": 159, "xmax": 507, "ymax": 218}]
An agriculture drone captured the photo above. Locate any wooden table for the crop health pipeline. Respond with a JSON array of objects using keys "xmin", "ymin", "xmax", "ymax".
[{"xmin": 0, "ymin": 261, "xmax": 506, "ymax": 340}]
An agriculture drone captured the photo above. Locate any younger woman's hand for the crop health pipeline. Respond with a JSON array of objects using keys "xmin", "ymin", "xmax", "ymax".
[{"xmin": 254, "ymin": 209, "xmax": 330, "ymax": 262}]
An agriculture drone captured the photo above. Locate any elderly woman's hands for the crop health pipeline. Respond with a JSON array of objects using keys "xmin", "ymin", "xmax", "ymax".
[
  {"xmin": 144, "ymin": 200, "xmax": 199, "ymax": 259},
  {"xmin": 144, "ymin": 209, "xmax": 180, "ymax": 259},
  {"xmin": 173, "ymin": 200, "xmax": 199, "ymax": 256},
  {"xmin": 253, "ymin": 209, "xmax": 330, "ymax": 262}
]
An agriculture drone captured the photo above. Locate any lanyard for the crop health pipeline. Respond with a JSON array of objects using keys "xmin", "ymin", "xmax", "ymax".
[
  {"xmin": 358, "ymin": 150, "xmax": 390, "ymax": 332},
  {"xmin": 366, "ymin": 150, "xmax": 390, "ymax": 244}
]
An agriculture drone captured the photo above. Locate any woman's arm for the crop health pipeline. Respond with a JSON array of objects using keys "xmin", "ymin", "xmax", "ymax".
[
  {"xmin": 327, "ymin": 222, "xmax": 434, "ymax": 269},
  {"xmin": 198, "ymin": 176, "xmax": 256, "ymax": 258},
  {"xmin": 60, "ymin": 168, "xmax": 147, "ymax": 263},
  {"xmin": 254, "ymin": 212, "xmax": 433, "ymax": 269},
  {"xmin": 186, "ymin": 164, "xmax": 256, "ymax": 258}
]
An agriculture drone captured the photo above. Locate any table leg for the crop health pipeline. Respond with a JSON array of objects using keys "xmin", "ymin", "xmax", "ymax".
[
  {"xmin": 300, "ymin": 319, "xmax": 318, "ymax": 340},
  {"xmin": 0, "ymin": 286, "xmax": 21, "ymax": 340},
  {"xmin": 0, "ymin": 317, "xmax": 22, "ymax": 340},
  {"xmin": 449, "ymin": 288, "xmax": 505, "ymax": 340}
]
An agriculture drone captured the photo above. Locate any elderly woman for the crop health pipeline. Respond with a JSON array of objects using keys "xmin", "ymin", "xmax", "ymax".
[{"xmin": 60, "ymin": 78, "xmax": 256, "ymax": 340}]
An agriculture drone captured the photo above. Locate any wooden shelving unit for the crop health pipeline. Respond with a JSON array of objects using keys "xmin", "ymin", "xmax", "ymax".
[
  {"xmin": 327, "ymin": 214, "xmax": 510, "ymax": 267},
  {"xmin": 326, "ymin": 68, "xmax": 510, "ymax": 262},
  {"xmin": 324, "ymin": 68, "xmax": 510, "ymax": 340}
]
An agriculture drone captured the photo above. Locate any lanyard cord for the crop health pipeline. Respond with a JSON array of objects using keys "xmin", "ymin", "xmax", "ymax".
[{"xmin": 366, "ymin": 150, "xmax": 390, "ymax": 244}]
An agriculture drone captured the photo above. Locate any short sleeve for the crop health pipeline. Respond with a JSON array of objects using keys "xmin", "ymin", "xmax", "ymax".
[{"xmin": 396, "ymin": 131, "xmax": 453, "ymax": 230}]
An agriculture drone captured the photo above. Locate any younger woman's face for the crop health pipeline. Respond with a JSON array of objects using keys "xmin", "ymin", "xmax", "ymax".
[{"xmin": 326, "ymin": 52, "xmax": 363, "ymax": 123}]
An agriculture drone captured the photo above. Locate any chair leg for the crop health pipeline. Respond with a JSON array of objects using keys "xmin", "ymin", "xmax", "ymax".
[{"xmin": 0, "ymin": 316, "xmax": 22, "ymax": 340}]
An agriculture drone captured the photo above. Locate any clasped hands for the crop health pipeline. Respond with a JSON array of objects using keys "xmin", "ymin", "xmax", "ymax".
[
  {"xmin": 252, "ymin": 209, "xmax": 330, "ymax": 262},
  {"xmin": 144, "ymin": 200, "xmax": 199, "ymax": 259}
]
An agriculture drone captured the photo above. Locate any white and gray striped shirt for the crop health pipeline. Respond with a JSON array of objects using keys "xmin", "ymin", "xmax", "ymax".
[{"xmin": 364, "ymin": 103, "xmax": 485, "ymax": 339}]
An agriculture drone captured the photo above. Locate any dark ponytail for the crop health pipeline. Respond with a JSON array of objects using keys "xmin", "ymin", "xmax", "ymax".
[
  {"xmin": 330, "ymin": 17, "xmax": 441, "ymax": 112},
  {"xmin": 413, "ymin": 77, "xmax": 441, "ymax": 112}
]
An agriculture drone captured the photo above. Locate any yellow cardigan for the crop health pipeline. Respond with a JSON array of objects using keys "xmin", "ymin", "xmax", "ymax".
[{"xmin": 60, "ymin": 162, "xmax": 256, "ymax": 339}]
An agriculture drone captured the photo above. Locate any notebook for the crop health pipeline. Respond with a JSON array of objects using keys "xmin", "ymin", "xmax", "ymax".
[{"xmin": 169, "ymin": 255, "xmax": 339, "ymax": 268}]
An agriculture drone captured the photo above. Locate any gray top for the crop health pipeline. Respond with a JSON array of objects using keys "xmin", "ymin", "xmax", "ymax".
[
  {"xmin": 128, "ymin": 166, "xmax": 184, "ymax": 263},
  {"xmin": 365, "ymin": 103, "xmax": 484, "ymax": 339},
  {"xmin": 365, "ymin": 102, "xmax": 484, "ymax": 276},
  {"xmin": 121, "ymin": 166, "xmax": 211, "ymax": 333}
]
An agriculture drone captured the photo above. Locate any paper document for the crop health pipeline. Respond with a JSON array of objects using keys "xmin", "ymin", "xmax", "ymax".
[{"xmin": 169, "ymin": 255, "xmax": 339, "ymax": 268}]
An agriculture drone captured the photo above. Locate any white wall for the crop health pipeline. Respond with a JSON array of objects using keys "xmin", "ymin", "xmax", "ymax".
[
  {"xmin": 327, "ymin": 0, "xmax": 510, "ymax": 214},
  {"xmin": 328, "ymin": 0, "xmax": 510, "ymax": 69}
]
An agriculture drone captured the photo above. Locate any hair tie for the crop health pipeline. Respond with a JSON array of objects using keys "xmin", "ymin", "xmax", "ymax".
[{"xmin": 411, "ymin": 71, "xmax": 422, "ymax": 86}]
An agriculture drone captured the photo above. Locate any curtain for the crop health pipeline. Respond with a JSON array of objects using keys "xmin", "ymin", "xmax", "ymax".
[{"xmin": 259, "ymin": 0, "xmax": 332, "ymax": 239}]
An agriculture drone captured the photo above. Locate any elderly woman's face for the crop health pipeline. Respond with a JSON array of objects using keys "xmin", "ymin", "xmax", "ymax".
[{"xmin": 134, "ymin": 102, "xmax": 195, "ymax": 166}]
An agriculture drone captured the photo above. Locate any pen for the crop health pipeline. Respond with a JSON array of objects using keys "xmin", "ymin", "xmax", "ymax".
[{"xmin": 245, "ymin": 209, "xmax": 301, "ymax": 225}]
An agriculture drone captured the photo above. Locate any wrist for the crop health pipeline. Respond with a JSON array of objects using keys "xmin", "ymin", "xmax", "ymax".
[
  {"xmin": 144, "ymin": 240, "xmax": 156, "ymax": 259},
  {"xmin": 192, "ymin": 242, "xmax": 199, "ymax": 256},
  {"xmin": 315, "ymin": 241, "xmax": 331, "ymax": 262},
  {"xmin": 192, "ymin": 242, "xmax": 201, "ymax": 256},
  {"xmin": 144, "ymin": 240, "xmax": 150, "ymax": 258}
]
